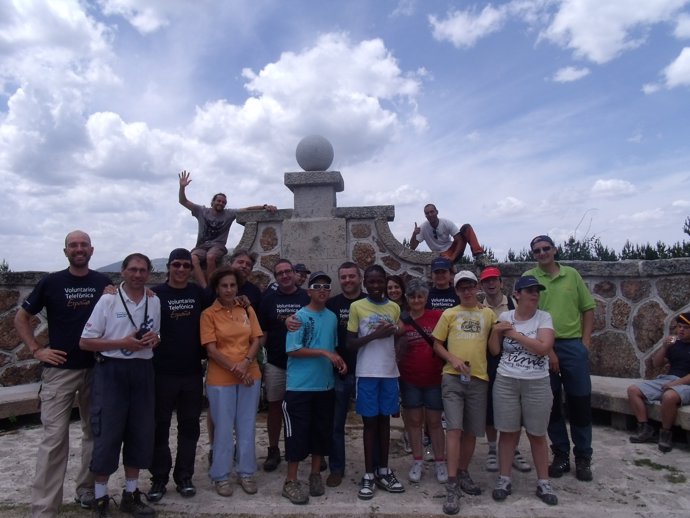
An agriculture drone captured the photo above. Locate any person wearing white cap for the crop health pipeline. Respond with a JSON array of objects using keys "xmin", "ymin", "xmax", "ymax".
[{"xmin": 431, "ymin": 270, "xmax": 497, "ymax": 515}]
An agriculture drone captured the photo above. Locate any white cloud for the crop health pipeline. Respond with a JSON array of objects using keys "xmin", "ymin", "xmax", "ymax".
[
  {"xmin": 391, "ymin": 0, "xmax": 416, "ymax": 18},
  {"xmin": 671, "ymin": 199, "xmax": 690, "ymax": 209},
  {"xmin": 540, "ymin": 0, "xmax": 689, "ymax": 64},
  {"xmin": 642, "ymin": 82, "xmax": 662, "ymax": 94},
  {"xmin": 552, "ymin": 65, "xmax": 590, "ymax": 82},
  {"xmin": 674, "ymin": 13, "xmax": 690, "ymax": 38},
  {"xmin": 364, "ymin": 184, "xmax": 428, "ymax": 205},
  {"xmin": 591, "ymin": 179, "xmax": 637, "ymax": 197},
  {"xmin": 492, "ymin": 196, "xmax": 527, "ymax": 217},
  {"xmin": 97, "ymin": 0, "xmax": 174, "ymax": 33},
  {"xmin": 429, "ymin": 4, "xmax": 508, "ymax": 48},
  {"xmin": 662, "ymin": 47, "xmax": 690, "ymax": 88},
  {"xmin": 627, "ymin": 208, "xmax": 666, "ymax": 223}
]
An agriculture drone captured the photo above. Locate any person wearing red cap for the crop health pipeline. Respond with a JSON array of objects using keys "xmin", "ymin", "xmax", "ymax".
[{"xmin": 479, "ymin": 267, "xmax": 531, "ymax": 474}]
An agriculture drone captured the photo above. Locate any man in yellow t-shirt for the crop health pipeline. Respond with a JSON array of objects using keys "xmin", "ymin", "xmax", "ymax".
[{"xmin": 432, "ymin": 271, "xmax": 496, "ymax": 515}]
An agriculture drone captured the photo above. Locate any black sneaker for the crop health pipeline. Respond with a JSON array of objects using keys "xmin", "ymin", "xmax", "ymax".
[
  {"xmin": 536, "ymin": 481, "xmax": 558, "ymax": 505},
  {"xmin": 548, "ymin": 452, "xmax": 570, "ymax": 478},
  {"xmin": 145, "ymin": 481, "xmax": 166, "ymax": 502},
  {"xmin": 458, "ymin": 471, "xmax": 481, "ymax": 496},
  {"xmin": 120, "ymin": 489, "xmax": 155, "ymax": 517},
  {"xmin": 575, "ymin": 457, "xmax": 593, "ymax": 482},
  {"xmin": 263, "ymin": 446, "xmax": 281, "ymax": 472},
  {"xmin": 658, "ymin": 429, "xmax": 673, "ymax": 453},
  {"xmin": 75, "ymin": 489, "xmax": 95, "ymax": 509},
  {"xmin": 358, "ymin": 476, "xmax": 375, "ymax": 500},
  {"xmin": 176, "ymin": 478, "xmax": 196, "ymax": 498},
  {"xmin": 93, "ymin": 495, "xmax": 110, "ymax": 518},
  {"xmin": 491, "ymin": 476, "xmax": 511, "ymax": 501},
  {"xmin": 374, "ymin": 470, "xmax": 405, "ymax": 493}
]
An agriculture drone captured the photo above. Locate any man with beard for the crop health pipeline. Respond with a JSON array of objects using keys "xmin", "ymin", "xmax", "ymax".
[{"xmin": 15, "ymin": 230, "xmax": 112, "ymax": 517}]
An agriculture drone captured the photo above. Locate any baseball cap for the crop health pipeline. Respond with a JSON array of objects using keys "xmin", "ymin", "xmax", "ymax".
[
  {"xmin": 431, "ymin": 257, "xmax": 452, "ymax": 272},
  {"xmin": 529, "ymin": 235, "xmax": 555, "ymax": 250},
  {"xmin": 454, "ymin": 270, "xmax": 478, "ymax": 285},
  {"xmin": 167, "ymin": 248, "xmax": 192, "ymax": 265},
  {"xmin": 294, "ymin": 263, "xmax": 311, "ymax": 274},
  {"xmin": 308, "ymin": 271, "xmax": 331, "ymax": 285},
  {"xmin": 515, "ymin": 275, "xmax": 546, "ymax": 291},
  {"xmin": 479, "ymin": 266, "xmax": 501, "ymax": 281}
]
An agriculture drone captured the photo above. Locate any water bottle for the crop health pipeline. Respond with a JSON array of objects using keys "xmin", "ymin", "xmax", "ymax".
[{"xmin": 460, "ymin": 361, "xmax": 471, "ymax": 384}]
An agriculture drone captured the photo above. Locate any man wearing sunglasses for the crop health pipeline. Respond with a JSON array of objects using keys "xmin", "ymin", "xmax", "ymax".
[
  {"xmin": 523, "ymin": 235, "xmax": 596, "ymax": 483},
  {"xmin": 146, "ymin": 249, "xmax": 212, "ymax": 503},
  {"xmin": 409, "ymin": 204, "xmax": 485, "ymax": 266}
]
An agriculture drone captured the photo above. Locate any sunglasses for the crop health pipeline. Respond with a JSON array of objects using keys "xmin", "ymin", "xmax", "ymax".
[
  {"xmin": 309, "ymin": 283, "xmax": 332, "ymax": 290},
  {"xmin": 532, "ymin": 246, "xmax": 552, "ymax": 255},
  {"xmin": 433, "ymin": 228, "xmax": 438, "ymax": 239},
  {"xmin": 170, "ymin": 261, "xmax": 192, "ymax": 269}
]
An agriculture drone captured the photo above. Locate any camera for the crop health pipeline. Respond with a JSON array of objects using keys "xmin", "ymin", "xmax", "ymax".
[{"xmin": 135, "ymin": 324, "xmax": 150, "ymax": 340}]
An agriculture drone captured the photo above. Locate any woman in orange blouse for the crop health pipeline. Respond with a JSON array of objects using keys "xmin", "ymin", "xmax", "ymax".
[{"xmin": 201, "ymin": 266, "xmax": 263, "ymax": 497}]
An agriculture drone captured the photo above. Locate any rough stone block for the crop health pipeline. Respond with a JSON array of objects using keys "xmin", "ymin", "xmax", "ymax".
[
  {"xmin": 350, "ymin": 223, "xmax": 371, "ymax": 239},
  {"xmin": 0, "ymin": 289, "xmax": 19, "ymax": 313},
  {"xmin": 353, "ymin": 242, "xmax": 376, "ymax": 270},
  {"xmin": 620, "ymin": 280, "xmax": 651, "ymax": 303},
  {"xmin": 632, "ymin": 301, "xmax": 667, "ymax": 353},
  {"xmin": 590, "ymin": 331, "xmax": 638, "ymax": 377},
  {"xmin": 656, "ymin": 277, "xmax": 690, "ymax": 312},
  {"xmin": 611, "ymin": 298, "xmax": 631, "ymax": 330},
  {"xmin": 593, "ymin": 299, "xmax": 606, "ymax": 332},
  {"xmin": 593, "ymin": 280, "xmax": 616, "ymax": 299}
]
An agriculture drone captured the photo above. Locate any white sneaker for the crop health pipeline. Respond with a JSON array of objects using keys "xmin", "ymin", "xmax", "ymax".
[
  {"xmin": 408, "ymin": 462, "xmax": 423, "ymax": 483},
  {"xmin": 435, "ymin": 462, "xmax": 449, "ymax": 483}
]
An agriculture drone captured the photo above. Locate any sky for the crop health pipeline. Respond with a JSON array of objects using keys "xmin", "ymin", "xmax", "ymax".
[{"xmin": 1, "ymin": 0, "xmax": 689, "ymax": 272}]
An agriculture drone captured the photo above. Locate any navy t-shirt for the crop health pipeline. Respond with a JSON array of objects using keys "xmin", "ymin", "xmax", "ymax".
[
  {"xmin": 239, "ymin": 280, "xmax": 262, "ymax": 313},
  {"xmin": 427, "ymin": 286, "xmax": 459, "ymax": 311},
  {"xmin": 151, "ymin": 282, "xmax": 212, "ymax": 376},
  {"xmin": 21, "ymin": 269, "xmax": 112, "ymax": 370},
  {"xmin": 667, "ymin": 339, "xmax": 690, "ymax": 378},
  {"xmin": 326, "ymin": 292, "xmax": 366, "ymax": 376},
  {"xmin": 258, "ymin": 287, "xmax": 309, "ymax": 369}
]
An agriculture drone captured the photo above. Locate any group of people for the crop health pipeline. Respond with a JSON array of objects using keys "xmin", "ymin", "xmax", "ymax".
[{"xmin": 16, "ymin": 183, "xmax": 690, "ymax": 518}]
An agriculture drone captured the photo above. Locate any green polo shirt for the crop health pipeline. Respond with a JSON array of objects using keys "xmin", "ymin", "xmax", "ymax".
[{"xmin": 523, "ymin": 264, "xmax": 595, "ymax": 339}]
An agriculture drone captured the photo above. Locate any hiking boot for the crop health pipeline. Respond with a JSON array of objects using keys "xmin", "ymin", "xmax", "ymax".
[
  {"xmin": 435, "ymin": 462, "xmax": 449, "ymax": 483},
  {"xmin": 214, "ymin": 480, "xmax": 233, "ymax": 497},
  {"xmin": 375, "ymin": 469, "xmax": 405, "ymax": 493},
  {"xmin": 512, "ymin": 450, "xmax": 532, "ymax": 472},
  {"xmin": 409, "ymin": 461, "xmax": 423, "ymax": 482},
  {"xmin": 282, "ymin": 480, "xmax": 309, "ymax": 505},
  {"xmin": 358, "ymin": 476, "xmax": 375, "ymax": 500},
  {"xmin": 120, "ymin": 489, "xmax": 155, "ymax": 517},
  {"xmin": 536, "ymin": 481, "xmax": 558, "ymax": 505},
  {"xmin": 629, "ymin": 422, "xmax": 655, "ymax": 443},
  {"xmin": 175, "ymin": 478, "xmax": 196, "ymax": 498},
  {"xmin": 93, "ymin": 495, "xmax": 110, "ymax": 518},
  {"xmin": 319, "ymin": 457, "xmax": 328, "ymax": 472},
  {"xmin": 145, "ymin": 481, "xmax": 166, "ymax": 502},
  {"xmin": 326, "ymin": 472, "xmax": 343, "ymax": 487},
  {"xmin": 575, "ymin": 457, "xmax": 593, "ymax": 482},
  {"xmin": 548, "ymin": 452, "xmax": 570, "ymax": 478},
  {"xmin": 309, "ymin": 473, "xmax": 325, "ymax": 496},
  {"xmin": 492, "ymin": 476, "xmax": 512, "ymax": 502},
  {"xmin": 458, "ymin": 471, "xmax": 481, "ymax": 496},
  {"xmin": 263, "ymin": 446, "xmax": 281, "ymax": 472},
  {"xmin": 442, "ymin": 481, "xmax": 461, "ymax": 515},
  {"xmin": 238, "ymin": 476, "xmax": 257, "ymax": 495},
  {"xmin": 658, "ymin": 429, "xmax": 673, "ymax": 453},
  {"xmin": 75, "ymin": 489, "xmax": 95, "ymax": 509}
]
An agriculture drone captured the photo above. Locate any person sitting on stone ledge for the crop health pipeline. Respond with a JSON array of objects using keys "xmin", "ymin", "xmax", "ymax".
[{"xmin": 627, "ymin": 312, "xmax": 690, "ymax": 452}]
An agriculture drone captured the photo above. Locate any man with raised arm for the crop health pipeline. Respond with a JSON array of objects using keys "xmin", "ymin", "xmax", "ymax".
[
  {"xmin": 177, "ymin": 170, "xmax": 277, "ymax": 286},
  {"xmin": 15, "ymin": 230, "xmax": 112, "ymax": 517}
]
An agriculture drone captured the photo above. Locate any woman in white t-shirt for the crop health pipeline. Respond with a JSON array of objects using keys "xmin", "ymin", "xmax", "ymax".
[{"xmin": 488, "ymin": 275, "xmax": 558, "ymax": 506}]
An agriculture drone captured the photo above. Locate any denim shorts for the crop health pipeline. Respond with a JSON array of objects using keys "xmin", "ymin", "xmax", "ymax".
[{"xmin": 399, "ymin": 379, "xmax": 443, "ymax": 411}]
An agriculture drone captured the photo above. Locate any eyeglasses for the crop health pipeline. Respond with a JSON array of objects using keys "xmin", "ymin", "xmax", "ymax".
[
  {"xmin": 532, "ymin": 246, "xmax": 552, "ymax": 255},
  {"xmin": 170, "ymin": 262, "xmax": 192, "ymax": 269},
  {"xmin": 456, "ymin": 285, "xmax": 476, "ymax": 292},
  {"xmin": 275, "ymin": 269, "xmax": 293, "ymax": 277},
  {"xmin": 309, "ymin": 283, "xmax": 331, "ymax": 290}
]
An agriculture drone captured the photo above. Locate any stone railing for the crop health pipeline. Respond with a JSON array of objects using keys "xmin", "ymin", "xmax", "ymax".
[{"xmin": 2, "ymin": 258, "xmax": 688, "ymax": 386}]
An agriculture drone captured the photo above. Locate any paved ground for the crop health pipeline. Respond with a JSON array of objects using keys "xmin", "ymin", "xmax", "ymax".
[{"xmin": 1, "ymin": 411, "xmax": 689, "ymax": 517}]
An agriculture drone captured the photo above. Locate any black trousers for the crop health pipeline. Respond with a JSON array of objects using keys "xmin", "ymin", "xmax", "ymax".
[{"xmin": 149, "ymin": 372, "xmax": 203, "ymax": 484}]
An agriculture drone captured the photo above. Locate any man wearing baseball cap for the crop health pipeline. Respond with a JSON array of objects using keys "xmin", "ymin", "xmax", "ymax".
[
  {"xmin": 523, "ymin": 235, "xmax": 596, "ymax": 482},
  {"xmin": 432, "ymin": 270, "xmax": 497, "ymax": 514},
  {"xmin": 426, "ymin": 257, "xmax": 459, "ymax": 311},
  {"xmin": 294, "ymin": 264, "xmax": 311, "ymax": 288},
  {"xmin": 479, "ymin": 267, "xmax": 532, "ymax": 474}
]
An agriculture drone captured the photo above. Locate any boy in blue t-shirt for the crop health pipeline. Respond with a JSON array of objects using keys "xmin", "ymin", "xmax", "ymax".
[
  {"xmin": 282, "ymin": 272, "xmax": 346, "ymax": 505},
  {"xmin": 347, "ymin": 264, "xmax": 406, "ymax": 500}
]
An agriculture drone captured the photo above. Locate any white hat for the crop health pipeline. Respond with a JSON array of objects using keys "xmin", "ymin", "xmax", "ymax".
[{"xmin": 454, "ymin": 270, "xmax": 478, "ymax": 285}]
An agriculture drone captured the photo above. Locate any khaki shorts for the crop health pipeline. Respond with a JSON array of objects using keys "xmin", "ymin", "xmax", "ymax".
[
  {"xmin": 191, "ymin": 243, "xmax": 227, "ymax": 261},
  {"xmin": 493, "ymin": 374, "xmax": 552, "ymax": 436},
  {"xmin": 441, "ymin": 373, "xmax": 487, "ymax": 437},
  {"xmin": 263, "ymin": 363, "xmax": 286, "ymax": 402}
]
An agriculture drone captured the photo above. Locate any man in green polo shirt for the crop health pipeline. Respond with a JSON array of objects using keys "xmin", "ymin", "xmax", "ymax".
[{"xmin": 523, "ymin": 235, "xmax": 596, "ymax": 483}]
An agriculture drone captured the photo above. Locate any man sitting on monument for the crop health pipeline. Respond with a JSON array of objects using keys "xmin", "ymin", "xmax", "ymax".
[
  {"xmin": 627, "ymin": 312, "xmax": 690, "ymax": 453},
  {"xmin": 410, "ymin": 203, "xmax": 485, "ymax": 266},
  {"xmin": 178, "ymin": 170, "xmax": 277, "ymax": 287}
]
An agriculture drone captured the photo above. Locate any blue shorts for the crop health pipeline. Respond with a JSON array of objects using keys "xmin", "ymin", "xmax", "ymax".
[
  {"xmin": 636, "ymin": 375, "xmax": 690, "ymax": 405},
  {"xmin": 355, "ymin": 377, "xmax": 399, "ymax": 417},
  {"xmin": 399, "ymin": 379, "xmax": 443, "ymax": 411}
]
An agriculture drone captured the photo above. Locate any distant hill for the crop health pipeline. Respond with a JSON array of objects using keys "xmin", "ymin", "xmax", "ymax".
[{"xmin": 97, "ymin": 258, "xmax": 168, "ymax": 273}]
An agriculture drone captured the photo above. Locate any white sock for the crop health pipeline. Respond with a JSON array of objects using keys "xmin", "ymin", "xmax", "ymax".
[
  {"xmin": 94, "ymin": 482, "xmax": 108, "ymax": 499},
  {"xmin": 377, "ymin": 467, "xmax": 390, "ymax": 476},
  {"xmin": 125, "ymin": 479, "xmax": 138, "ymax": 493}
]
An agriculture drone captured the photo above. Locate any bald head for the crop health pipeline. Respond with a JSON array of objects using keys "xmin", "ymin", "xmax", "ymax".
[
  {"xmin": 63, "ymin": 230, "xmax": 94, "ymax": 271},
  {"xmin": 65, "ymin": 230, "xmax": 91, "ymax": 247}
]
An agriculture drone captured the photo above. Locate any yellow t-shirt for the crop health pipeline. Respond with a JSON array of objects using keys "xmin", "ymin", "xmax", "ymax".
[
  {"xmin": 432, "ymin": 305, "xmax": 496, "ymax": 381},
  {"xmin": 200, "ymin": 300, "xmax": 263, "ymax": 386}
]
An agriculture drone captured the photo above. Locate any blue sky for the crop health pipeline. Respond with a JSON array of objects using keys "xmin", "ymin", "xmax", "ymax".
[{"xmin": 1, "ymin": 0, "xmax": 689, "ymax": 271}]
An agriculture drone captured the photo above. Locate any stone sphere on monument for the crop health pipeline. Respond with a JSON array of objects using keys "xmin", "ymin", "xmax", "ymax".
[{"xmin": 295, "ymin": 134, "xmax": 334, "ymax": 171}]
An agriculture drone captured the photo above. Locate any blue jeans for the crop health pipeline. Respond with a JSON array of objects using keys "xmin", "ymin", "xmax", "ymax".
[
  {"xmin": 548, "ymin": 338, "xmax": 593, "ymax": 459},
  {"xmin": 207, "ymin": 380, "xmax": 261, "ymax": 481},
  {"xmin": 329, "ymin": 373, "xmax": 355, "ymax": 474}
]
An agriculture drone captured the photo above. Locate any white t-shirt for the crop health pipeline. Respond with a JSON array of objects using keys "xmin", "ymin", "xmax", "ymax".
[
  {"xmin": 417, "ymin": 218, "xmax": 459, "ymax": 252},
  {"xmin": 496, "ymin": 309, "xmax": 553, "ymax": 379},
  {"xmin": 82, "ymin": 283, "xmax": 161, "ymax": 360}
]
